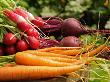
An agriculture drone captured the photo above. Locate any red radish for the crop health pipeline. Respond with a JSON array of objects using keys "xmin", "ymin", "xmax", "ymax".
[
  {"xmin": 17, "ymin": 21, "xmax": 33, "ymax": 31},
  {"xmin": 14, "ymin": 7, "xmax": 44, "ymax": 27},
  {"xmin": 34, "ymin": 17, "xmax": 44, "ymax": 27},
  {"xmin": 60, "ymin": 36, "xmax": 82, "ymax": 47},
  {"xmin": 14, "ymin": 7, "xmax": 28, "ymax": 19},
  {"xmin": 31, "ymin": 19, "xmax": 44, "ymax": 27},
  {"xmin": 16, "ymin": 40, "xmax": 29, "ymax": 52},
  {"xmin": 3, "ymin": 33, "xmax": 17, "ymax": 46},
  {"xmin": 14, "ymin": 7, "xmax": 34, "ymax": 21},
  {"xmin": 35, "ymin": 17, "xmax": 43, "ymax": 21},
  {"xmin": 5, "ymin": 46, "xmax": 16, "ymax": 55},
  {"xmin": 27, "ymin": 36, "xmax": 40, "ymax": 49},
  {"xmin": 3, "ymin": 9, "xmax": 26, "ymax": 23},
  {"xmin": 26, "ymin": 28, "xmax": 39, "ymax": 38},
  {"xmin": 3, "ymin": 9, "xmax": 36, "ymax": 32},
  {"xmin": 0, "ymin": 46, "xmax": 4, "ymax": 56}
]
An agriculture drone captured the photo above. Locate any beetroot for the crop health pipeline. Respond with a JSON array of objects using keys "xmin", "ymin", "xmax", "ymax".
[
  {"xmin": 16, "ymin": 40, "xmax": 29, "ymax": 51},
  {"xmin": 61, "ymin": 18, "xmax": 85, "ymax": 37},
  {"xmin": 5, "ymin": 45, "xmax": 16, "ymax": 55},
  {"xmin": 45, "ymin": 19, "xmax": 62, "ymax": 25},
  {"xmin": 27, "ymin": 36, "xmax": 40, "ymax": 49},
  {"xmin": 39, "ymin": 38, "xmax": 59, "ymax": 48},
  {"xmin": 0, "ymin": 46, "xmax": 4, "ymax": 56},
  {"xmin": 41, "ymin": 18, "xmax": 63, "ymax": 36},
  {"xmin": 3, "ymin": 33, "xmax": 17, "ymax": 46},
  {"xmin": 61, "ymin": 18, "xmax": 110, "ymax": 37},
  {"xmin": 60, "ymin": 36, "xmax": 82, "ymax": 47}
]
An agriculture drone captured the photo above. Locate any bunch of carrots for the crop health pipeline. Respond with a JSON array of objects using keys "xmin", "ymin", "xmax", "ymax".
[{"xmin": 0, "ymin": 43, "xmax": 108, "ymax": 81}]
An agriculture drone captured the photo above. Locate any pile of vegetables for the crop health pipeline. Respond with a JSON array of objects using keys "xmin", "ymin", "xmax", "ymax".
[
  {"xmin": 1, "ymin": 0, "xmax": 110, "ymax": 56},
  {"xmin": 0, "ymin": 1, "xmax": 61, "ymax": 55},
  {"xmin": 0, "ymin": 0, "xmax": 110, "ymax": 82},
  {"xmin": 0, "ymin": 41, "xmax": 110, "ymax": 81}
]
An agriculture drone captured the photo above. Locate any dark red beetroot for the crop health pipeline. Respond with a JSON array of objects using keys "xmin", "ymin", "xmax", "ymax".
[
  {"xmin": 61, "ymin": 18, "xmax": 110, "ymax": 37},
  {"xmin": 0, "ymin": 46, "xmax": 4, "ymax": 56},
  {"xmin": 27, "ymin": 36, "xmax": 40, "ymax": 49},
  {"xmin": 3, "ymin": 33, "xmax": 17, "ymax": 46},
  {"xmin": 5, "ymin": 45, "xmax": 16, "ymax": 55},
  {"xmin": 16, "ymin": 40, "xmax": 29, "ymax": 52},
  {"xmin": 61, "ymin": 18, "xmax": 85, "ymax": 37},
  {"xmin": 45, "ymin": 19, "xmax": 62, "ymax": 25},
  {"xmin": 60, "ymin": 36, "xmax": 82, "ymax": 47},
  {"xmin": 39, "ymin": 38, "xmax": 59, "ymax": 48},
  {"xmin": 41, "ymin": 18, "xmax": 63, "ymax": 36}
]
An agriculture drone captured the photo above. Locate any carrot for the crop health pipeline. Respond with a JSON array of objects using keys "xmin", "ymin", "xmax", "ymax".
[
  {"xmin": 15, "ymin": 52, "xmax": 73, "ymax": 67},
  {"xmin": 3, "ymin": 63, "xmax": 16, "ymax": 67},
  {"xmin": 85, "ymin": 44, "xmax": 95, "ymax": 51},
  {"xmin": 82, "ymin": 44, "xmax": 106, "ymax": 57},
  {"xmin": 38, "ymin": 56, "xmax": 81, "ymax": 63},
  {"xmin": 23, "ymin": 50, "xmax": 73, "ymax": 58},
  {"xmin": 49, "ymin": 44, "xmax": 94, "ymax": 56},
  {"xmin": 0, "ymin": 65, "xmax": 82, "ymax": 81},
  {"xmin": 37, "ymin": 47, "xmax": 81, "ymax": 52},
  {"xmin": 100, "ymin": 46, "xmax": 110, "ymax": 51},
  {"xmin": 49, "ymin": 49, "xmax": 65, "ymax": 54},
  {"xmin": 50, "ymin": 49, "xmax": 82, "ymax": 56}
]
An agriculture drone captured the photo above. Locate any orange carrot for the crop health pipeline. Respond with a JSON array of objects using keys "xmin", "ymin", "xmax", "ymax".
[
  {"xmin": 81, "ymin": 44, "xmax": 94, "ymax": 51},
  {"xmin": 0, "ymin": 65, "xmax": 82, "ymax": 81},
  {"xmin": 82, "ymin": 44, "xmax": 106, "ymax": 57},
  {"xmin": 38, "ymin": 56, "xmax": 81, "ymax": 63},
  {"xmin": 23, "ymin": 50, "xmax": 73, "ymax": 58},
  {"xmin": 49, "ymin": 49, "xmax": 65, "ymax": 54},
  {"xmin": 37, "ymin": 47, "xmax": 81, "ymax": 52},
  {"xmin": 15, "ymin": 52, "xmax": 73, "ymax": 67},
  {"xmin": 51, "ymin": 49, "xmax": 82, "ymax": 56},
  {"xmin": 3, "ymin": 63, "xmax": 16, "ymax": 67},
  {"xmin": 103, "ymin": 46, "xmax": 110, "ymax": 51},
  {"xmin": 49, "ymin": 45, "xmax": 94, "ymax": 56}
]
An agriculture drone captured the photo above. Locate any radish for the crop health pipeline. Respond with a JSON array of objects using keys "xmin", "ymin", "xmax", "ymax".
[
  {"xmin": 3, "ymin": 9, "xmax": 42, "ymax": 48},
  {"xmin": 33, "ymin": 16, "xmax": 44, "ymax": 27},
  {"xmin": 26, "ymin": 28, "xmax": 39, "ymax": 38},
  {"xmin": 16, "ymin": 40, "xmax": 29, "ymax": 52},
  {"xmin": 31, "ymin": 19, "xmax": 44, "ymax": 28},
  {"xmin": 27, "ymin": 36, "xmax": 40, "ymax": 49},
  {"xmin": 3, "ymin": 9, "xmax": 26, "ymax": 23},
  {"xmin": 5, "ymin": 46, "xmax": 16, "ymax": 55},
  {"xmin": 61, "ymin": 18, "xmax": 110, "ymax": 37},
  {"xmin": 3, "ymin": 33, "xmax": 17, "ymax": 46},
  {"xmin": 3, "ymin": 9, "xmax": 40, "ymax": 35},
  {"xmin": 14, "ymin": 7, "xmax": 44, "ymax": 27},
  {"xmin": 0, "ymin": 46, "xmax": 4, "ymax": 56},
  {"xmin": 60, "ymin": 36, "xmax": 82, "ymax": 47},
  {"xmin": 35, "ymin": 17, "xmax": 43, "ymax": 21},
  {"xmin": 13, "ymin": 7, "xmax": 28, "ymax": 19},
  {"xmin": 17, "ymin": 21, "xmax": 33, "ymax": 31}
]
